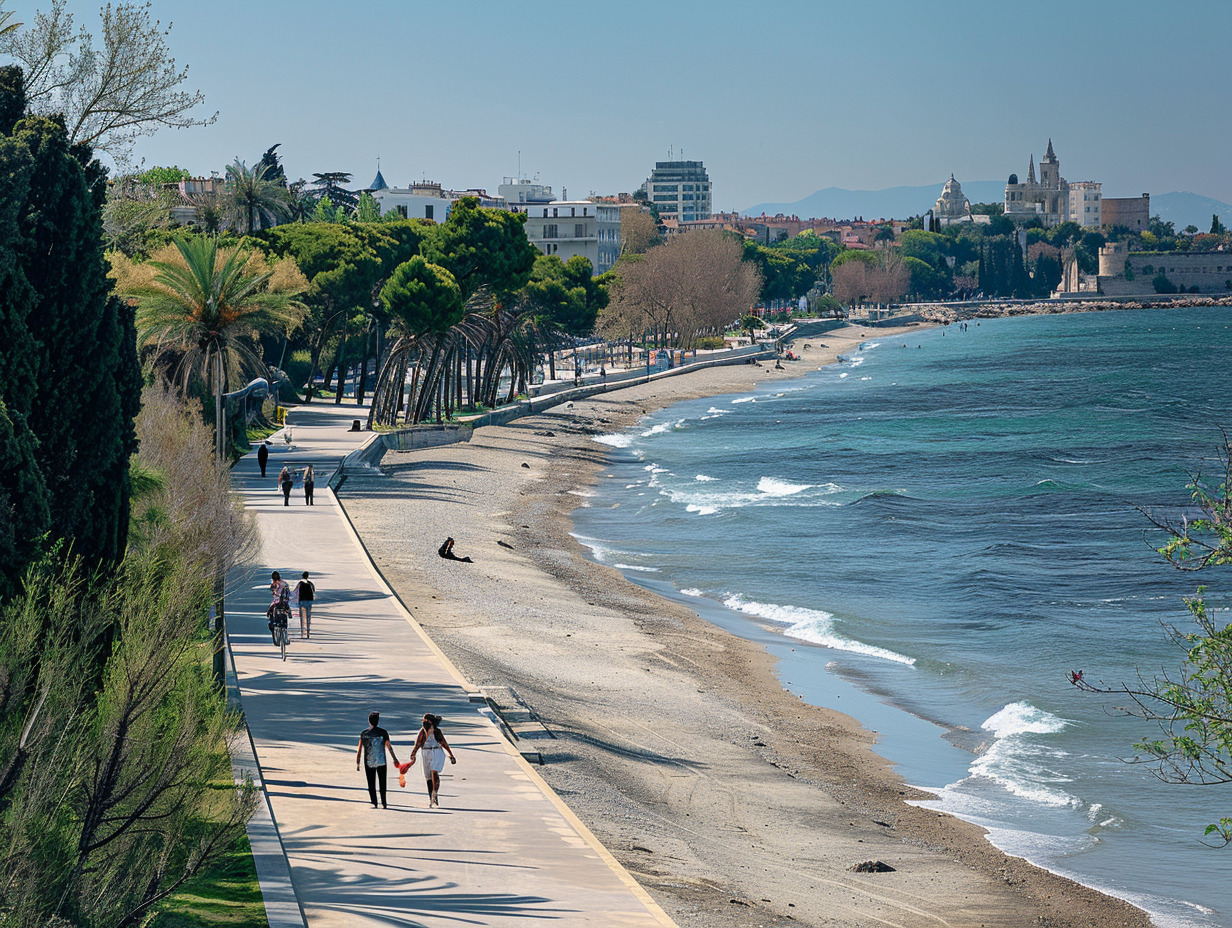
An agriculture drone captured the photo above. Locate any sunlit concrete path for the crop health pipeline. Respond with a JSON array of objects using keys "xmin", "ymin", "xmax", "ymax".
[{"xmin": 226, "ymin": 402, "xmax": 676, "ymax": 928}]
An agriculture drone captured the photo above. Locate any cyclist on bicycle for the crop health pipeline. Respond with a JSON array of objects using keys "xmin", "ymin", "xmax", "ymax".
[{"xmin": 267, "ymin": 571, "xmax": 292, "ymax": 645}]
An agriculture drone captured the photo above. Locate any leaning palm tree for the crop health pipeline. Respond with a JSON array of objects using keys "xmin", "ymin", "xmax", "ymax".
[
  {"xmin": 124, "ymin": 236, "xmax": 306, "ymax": 459},
  {"xmin": 224, "ymin": 159, "xmax": 290, "ymax": 234}
]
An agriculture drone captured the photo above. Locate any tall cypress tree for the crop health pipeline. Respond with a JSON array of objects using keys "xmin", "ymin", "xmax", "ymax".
[{"xmin": 0, "ymin": 66, "xmax": 140, "ymax": 592}]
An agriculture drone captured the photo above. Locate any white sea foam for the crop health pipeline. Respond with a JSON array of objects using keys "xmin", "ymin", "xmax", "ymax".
[
  {"xmin": 721, "ymin": 594, "xmax": 916, "ymax": 665},
  {"xmin": 731, "ymin": 396, "xmax": 757, "ymax": 404},
  {"xmin": 613, "ymin": 563, "xmax": 660, "ymax": 573},
  {"xmin": 641, "ymin": 422, "xmax": 672, "ymax": 437},
  {"xmin": 756, "ymin": 476, "xmax": 811, "ymax": 496},
  {"xmin": 680, "ymin": 588, "xmax": 705, "ymax": 597},
  {"xmin": 969, "ymin": 702, "xmax": 1078, "ymax": 808},
  {"xmin": 593, "ymin": 433, "xmax": 634, "ymax": 448},
  {"xmin": 838, "ymin": 372, "xmax": 849, "ymax": 379},
  {"xmin": 657, "ymin": 474, "xmax": 838, "ymax": 514}
]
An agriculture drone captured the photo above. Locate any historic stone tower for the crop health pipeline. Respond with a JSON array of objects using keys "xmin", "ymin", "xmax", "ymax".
[{"xmin": 1005, "ymin": 138, "xmax": 1070, "ymax": 226}]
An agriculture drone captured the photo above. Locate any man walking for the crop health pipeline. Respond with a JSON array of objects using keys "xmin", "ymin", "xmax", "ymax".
[
  {"xmin": 356, "ymin": 711, "xmax": 400, "ymax": 809},
  {"xmin": 257, "ymin": 441, "xmax": 269, "ymax": 477}
]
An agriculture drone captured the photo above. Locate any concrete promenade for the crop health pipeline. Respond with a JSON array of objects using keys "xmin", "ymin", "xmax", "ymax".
[{"xmin": 226, "ymin": 402, "xmax": 676, "ymax": 928}]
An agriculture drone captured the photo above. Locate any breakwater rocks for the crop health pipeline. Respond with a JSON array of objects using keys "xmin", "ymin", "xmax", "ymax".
[{"xmin": 919, "ymin": 295, "xmax": 1232, "ymax": 324}]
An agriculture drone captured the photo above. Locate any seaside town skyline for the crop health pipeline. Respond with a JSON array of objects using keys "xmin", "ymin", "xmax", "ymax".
[{"xmin": 12, "ymin": 0, "xmax": 1230, "ymax": 210}]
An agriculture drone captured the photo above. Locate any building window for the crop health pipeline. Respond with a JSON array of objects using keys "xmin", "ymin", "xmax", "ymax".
[
  {"xmin": 575, "ymin": 223, "xmax": 585, "ymax": 238},
  {"xmin": 425, "ymin": 204, "xmax": 434, "ymax": 220},
  {"xmin": 396, "ymin": 205, "xmax": 408, "ymax": 219},
  {"xmin": 570, "ymin": 207, "xmax": 576, "ymax": 217},
  {"xmin": 545, "ymin": 224, "xmax": 557, "ymax": 239},
  {"xmin": 553, "ymin": 208, "xmax": 558, "ymax": 218}
]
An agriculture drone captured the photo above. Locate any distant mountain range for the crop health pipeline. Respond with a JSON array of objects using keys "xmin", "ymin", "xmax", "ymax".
[{"xmin": 742, "ymin": 184, "xmax": 1232, "ymax": 233}]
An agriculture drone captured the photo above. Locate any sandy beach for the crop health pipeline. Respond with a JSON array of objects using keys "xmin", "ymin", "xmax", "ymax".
[{"xmin": 338, "ymin": 322, "xmax": 1152, "ymax": 928}]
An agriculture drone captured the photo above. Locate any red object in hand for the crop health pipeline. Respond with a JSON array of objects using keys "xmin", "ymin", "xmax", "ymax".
[{"xmin": 397, "ymin": 760, "xmax": 413, "ymax": 788}]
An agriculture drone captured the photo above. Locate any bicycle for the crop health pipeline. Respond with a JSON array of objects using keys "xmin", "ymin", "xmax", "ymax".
[{"xmin": 269, "ymin": 603, "xmax": 291, "ymax": 661}]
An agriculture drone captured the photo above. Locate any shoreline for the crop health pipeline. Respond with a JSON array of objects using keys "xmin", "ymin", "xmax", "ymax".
[{"xmin": 338, "ymin": 322, "xmax": 1153, "ymax": 928}]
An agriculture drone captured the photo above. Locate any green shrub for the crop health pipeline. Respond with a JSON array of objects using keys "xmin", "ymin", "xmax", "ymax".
[
  {"xmin": 1152, "ymin": 272, "xmax": 1179, "ymax": 294},
  {"xmin": 693, "ymin": 336, "xmax": 726, "ymax": 349}
]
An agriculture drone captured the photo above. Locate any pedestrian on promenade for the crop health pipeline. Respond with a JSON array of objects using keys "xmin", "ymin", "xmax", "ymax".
[
  {"xmin": 356, "ymin": 711, "xmax": 400, "ymax": 809},
  {"xmin": 405, "ymin": 713, "xmax": 456, "ymax": 808},
  {"xmin": 303, "ymin": 463, "xmax": 315, "ymax": 506},
  {"xmin": 257, "ymin": 442, "xmax": 269, "ymax": 477},
  {"xmin": 278, "ymin": 465, "xmax": 293, "ymax": 506},
  {"xmin": 296, "ymin": 570, "xmax": 315, "ymax": 638}
]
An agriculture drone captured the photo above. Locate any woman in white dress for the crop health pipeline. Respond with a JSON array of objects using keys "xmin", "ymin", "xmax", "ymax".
[{"xmin": 407, "ymin": 713, "xmax": 456, "ymax": 807}]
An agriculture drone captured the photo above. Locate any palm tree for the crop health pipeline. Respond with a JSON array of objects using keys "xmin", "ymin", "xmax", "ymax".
[
  {"xmin": 0, "ymin": 8, "xmax": 21, "ymax": 36},
  {"xmin": 127, "ymin": 236, "xmax": 306, "ymax": 459},
  {"xmin": 122, "ymin": 236, "xmax": 304, "ymax": 685},
  {"xmin": 286, "ymin": 179, "xmax": 315, "ymax": 223},
  {"xmin": 224, "ymin": 159, "xmax": 290, "ymax": 234}
]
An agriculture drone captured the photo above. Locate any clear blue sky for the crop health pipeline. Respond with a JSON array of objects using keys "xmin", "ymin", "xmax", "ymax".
[{"xmin": 8, "ymin": 0, "xmax": 1230, "ymax": 209}]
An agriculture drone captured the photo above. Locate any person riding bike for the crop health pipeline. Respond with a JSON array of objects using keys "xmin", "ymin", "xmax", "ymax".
[{"xmin": 267, "ymin": 571, "xmax": 293, "ymax": 645}]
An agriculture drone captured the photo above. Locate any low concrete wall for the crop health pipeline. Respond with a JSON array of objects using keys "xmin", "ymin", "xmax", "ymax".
[
  {"xmin": 339, "ymin": 343, "xmax": 775, "ymax": 477},
  {"xmin": 334, "ymin": 424, "xmax": 472, "ymax": 484},
  {"xmin": 781, "ymin": 318, "xmax": 846, "ymax": 339}
]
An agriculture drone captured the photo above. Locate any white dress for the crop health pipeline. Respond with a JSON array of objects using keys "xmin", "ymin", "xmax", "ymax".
[{"xmin": 421, "ymin": 732, "xmax": 446, "ymax": 778}]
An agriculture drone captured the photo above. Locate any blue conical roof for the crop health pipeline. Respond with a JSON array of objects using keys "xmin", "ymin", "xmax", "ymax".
[{"xmin": 369, "ymin": 168, "xmax": 388, "ymax": 191}]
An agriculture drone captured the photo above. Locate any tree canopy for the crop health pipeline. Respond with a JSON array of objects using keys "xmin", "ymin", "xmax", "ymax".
[
  {"xmin": 0, "ymin": 65, "xmax": 140, "ymax": 591},
  {"xmin": 0, "ymin": 0, "xmax": 215, "ymax": 159},
  {"xmin": 421, "ymin": 196, "xmax": 537, "ymax": 299}
]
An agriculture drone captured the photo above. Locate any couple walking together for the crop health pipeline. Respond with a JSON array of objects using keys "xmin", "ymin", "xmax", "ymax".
[
  {"xmin": 357, "ymin": 712, "xmax": 456, "ymax": 809},
  {"xmin": 277, "ymin": 463, "xmax": 314, "ymax": 506}
]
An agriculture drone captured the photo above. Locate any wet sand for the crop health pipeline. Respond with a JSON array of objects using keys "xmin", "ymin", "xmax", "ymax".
[{"xmin": 339, "ymin": 323, "xmax": 1152, "ymax": 928}]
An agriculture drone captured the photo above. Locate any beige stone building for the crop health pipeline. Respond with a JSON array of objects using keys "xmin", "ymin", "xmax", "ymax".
[
  {"xmin": 1095, "ymin": 241, "xmax": 1232, "ymax": 295},
  {"xmin": 1004, "ymin": 139, "xmax": 1069, "ymax": 225},
  {"xmin": 1100, "ymin": 194, "xmax": 1150, "ymax": 233}
]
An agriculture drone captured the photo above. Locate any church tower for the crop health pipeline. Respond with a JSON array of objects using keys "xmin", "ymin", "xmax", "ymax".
[
  {"xmin": 1039, "ymin": 139, "xmax": 1059, "ymax": 189},
  {"xmin": 1027, "ymin": 154, "xmax": 1036, "ymax": 185}
]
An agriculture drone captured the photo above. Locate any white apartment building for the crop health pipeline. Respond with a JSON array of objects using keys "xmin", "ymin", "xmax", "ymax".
[
  {"xmin": 513, "ymin": 200, "xmax": 602, "ymax": 269},
  {"xmin": 1068, "ymin": 181, "xmax": 1102, "ymax": 228},
  {"xmin": 643, "ymin": 160, "xmax": 712, "ymax": 221},
  {"xmin": 371, "ymin": 180, "xmax": 453, "ymax": 222}
]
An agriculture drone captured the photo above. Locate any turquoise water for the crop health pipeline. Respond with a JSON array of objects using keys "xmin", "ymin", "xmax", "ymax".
[{"xmin": 573, "ymin": 307, "xmax": 1232, "ymax": 927}]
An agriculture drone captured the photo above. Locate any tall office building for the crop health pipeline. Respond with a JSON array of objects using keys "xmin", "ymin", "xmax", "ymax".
[{"xmin": 643, "ymin": 161, "xmax": 711, "ymax": 221}]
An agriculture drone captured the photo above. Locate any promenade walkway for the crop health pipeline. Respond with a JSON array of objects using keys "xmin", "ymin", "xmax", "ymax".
[{"xmin": 226, "ymin": 402, "xmax": 676, "ymax": 928}]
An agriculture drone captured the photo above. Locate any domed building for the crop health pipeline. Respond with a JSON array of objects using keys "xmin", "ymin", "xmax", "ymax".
[{"xmin": 933, "ymin": 174, "xmax": 972, "ymax": 225}]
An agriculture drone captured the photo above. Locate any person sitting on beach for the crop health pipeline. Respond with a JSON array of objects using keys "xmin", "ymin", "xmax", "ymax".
[{"xmin": 437, "ymin": 537, "xmax": 473, "ymax": 563}]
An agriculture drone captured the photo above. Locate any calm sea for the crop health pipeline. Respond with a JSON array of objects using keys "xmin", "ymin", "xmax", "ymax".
[{"xmin": 573, "ymin": 307, "xmax": 1232, "ymax": 927}]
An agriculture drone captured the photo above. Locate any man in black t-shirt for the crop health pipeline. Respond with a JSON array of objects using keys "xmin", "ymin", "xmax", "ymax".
[{"xmin": 356, "ymin": 711, "xmax": 400, "ymax": 809}]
